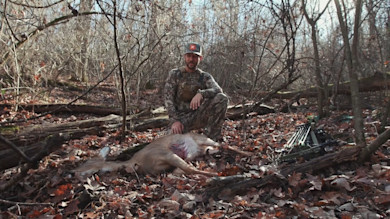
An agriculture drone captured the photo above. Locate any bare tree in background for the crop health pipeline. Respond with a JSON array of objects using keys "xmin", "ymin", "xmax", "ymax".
[
  {"xmin": 302, "ymin": 0, "xmax": 331, "ymax": 118},
  {"xmin": 257, "ymin": 0, "xmax": 302, "ymax": 102},
  {"xmin": 334, "ymin": 0, "xmax": 367, "ymax": 151},
  {"xmin": 379, "ymin": 7, "xmax": 390, "ymax": 134},
  {"xmin": 386, "ymin": 6, "xmax": 390, "ymax": 74},
  {"xmin": 365, "ymin": 0, "xmax": 378, "ymax": 77},
  {"xmin": 96, "ymin": 0, "xmax": 128, "ymax": 137},
  {"xmin": 75, "ymin": 0, "xmax": 94, "ymax": 83}
]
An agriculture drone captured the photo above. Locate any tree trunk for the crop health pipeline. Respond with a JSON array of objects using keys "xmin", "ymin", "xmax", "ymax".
[
  {"xmin": 76, "ymin": 0, "xmax": 94, "ymax": 83},
  {"xmin": 386, "ymin": 9, "xmax": 390, "ymax": 73},
  {"xmin": 334, "ymin": 0, "xmax": 366, "ymax": 148},
  {"xmin": 359, "ymin": 128, "xmax": 390, "ymax": 161},
  {"xmin": 379, "ymin": 8, "xmax": 390, "ymax": 133},
  {"xmin": 301, "ymin": 0, "xmax": 331, "ymax": 118},
  {"xmin": 365, "ymin": 0, "xmax": 377, "ymax": 78}
]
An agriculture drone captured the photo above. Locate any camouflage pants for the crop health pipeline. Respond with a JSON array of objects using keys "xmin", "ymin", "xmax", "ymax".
[{"xmin": 172, "ymin": 93, "xmax": 229, "ymax": 141}]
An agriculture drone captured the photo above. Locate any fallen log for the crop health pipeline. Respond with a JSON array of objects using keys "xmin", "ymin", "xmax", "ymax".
[
  {"xmin": 0, "ymin": 133, "xmax": 70, "ymax": 191},
  {"xmin": 0, "ymin": 114, "xmax": 122, "ymax": 149},
  {"xmin": 258, "ymin": 71, "xmax": 390, "ymax": 100},
  {"xmin": 0, "ymin": 102, "xmax": 275, "ymax": 118},
  {"xmin": 0, "ymin": 129, "xmax": 102, "ymax": 171},
  {"xmin": 0, "ymin": 134, "xmax": 32, "ymax": 163},
  {"xmin": 0, "ymin": 104, "xmax": 123, "ymax": 116},
  {"xmin": 0, "ymin": 114, "xmax": 124, "ymax": 171},
  {"xmin": 204, "ymin": 146, "xmax": 362, "ymax": 201},
  {"xmin": 226, "ymin": 103, "xmax": 275, "ymax": 120}
]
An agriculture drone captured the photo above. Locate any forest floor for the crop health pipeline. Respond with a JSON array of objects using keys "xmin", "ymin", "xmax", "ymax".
[{"xmin": 0, "ymin": 82, "xmax": 389, "ymax": 218}]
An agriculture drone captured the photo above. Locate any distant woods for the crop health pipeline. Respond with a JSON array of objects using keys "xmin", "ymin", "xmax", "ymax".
[{"xmin": 0, "ymin": 0, "xmax": 388, "ymax": 108}]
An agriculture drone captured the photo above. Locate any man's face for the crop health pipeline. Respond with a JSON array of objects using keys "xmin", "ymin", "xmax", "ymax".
[{"xmin": 184, "ymin": 53, "xmax": 202, "ymax": 71}]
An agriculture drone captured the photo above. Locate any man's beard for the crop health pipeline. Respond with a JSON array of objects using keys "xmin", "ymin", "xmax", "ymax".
[{"xmin": 186, "ymin": 61, "xmax": 197, "ymax": 70}]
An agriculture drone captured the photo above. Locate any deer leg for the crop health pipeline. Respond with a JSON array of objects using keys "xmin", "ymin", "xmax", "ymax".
[{"xmin": 167, "ymin": 154, "xmax": 217, "ymax": 176}]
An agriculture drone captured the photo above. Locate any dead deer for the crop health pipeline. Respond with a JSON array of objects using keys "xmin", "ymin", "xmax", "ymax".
[{"xmin": 74, "ymin": 133, "xmax": 220, "ymax": 177}]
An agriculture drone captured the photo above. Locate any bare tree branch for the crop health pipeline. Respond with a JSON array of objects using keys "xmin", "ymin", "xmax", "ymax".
[
  {"xmin": 7, "ymin": 0, "xmax": 65, "ymax": 9},
  {"xmin": 3, "ymin": 0, "xmax": 21, "ymax": 42}
]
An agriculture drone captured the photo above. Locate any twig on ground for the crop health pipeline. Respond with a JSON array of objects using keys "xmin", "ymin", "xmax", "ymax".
[{"xmin": 0, "ymin": 198, "xmax": 53, "ymax": 206}]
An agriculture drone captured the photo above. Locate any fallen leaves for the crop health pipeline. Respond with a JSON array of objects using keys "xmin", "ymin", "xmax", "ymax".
[{"xmin": 0, "ymin": 102, "xmax": 389, "ymax": 218}]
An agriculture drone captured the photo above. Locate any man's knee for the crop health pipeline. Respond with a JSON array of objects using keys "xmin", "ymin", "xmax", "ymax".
[{"xmin": 214, "ymin": 93, "xmax": 229, "ymax": 105}]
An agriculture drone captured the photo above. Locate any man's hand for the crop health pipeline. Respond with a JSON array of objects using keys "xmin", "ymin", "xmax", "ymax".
[
  {"xmin": 171, "ymin": 121, "xmax": 184, "ymax": 134},
  {"xmin": 190, "ymin": 93, "xmax": 203, "ymax": 110}
]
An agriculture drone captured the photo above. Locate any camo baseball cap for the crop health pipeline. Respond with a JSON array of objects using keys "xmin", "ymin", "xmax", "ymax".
[{"xmin": 185, "ymin": 43, "xmax": 202, "ymax": 56}]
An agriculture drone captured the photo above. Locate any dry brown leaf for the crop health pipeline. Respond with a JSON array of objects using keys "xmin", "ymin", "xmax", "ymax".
[
  {"xmin": 288, "ymin": 172, "xmax": 302, "ymax": 187},
  {"xmin": 307, "ymin": 173, "xmax": 323, "ymax": 191},
  {"xmin": 158, "ymin": 199, "xmax": 180, "ymax": 211},
  {"xmin": 330, "ymin": 177, "xmax": 355, "ymax": 191},
  {"xmin": 320, "ymin": 191, "xmax": 342, "ymax": 205}
]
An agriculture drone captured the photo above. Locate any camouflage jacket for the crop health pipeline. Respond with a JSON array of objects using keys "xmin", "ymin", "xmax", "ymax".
[{"xmin": 164, "ymin": 66, "xmax": 223, "ymax": 122}]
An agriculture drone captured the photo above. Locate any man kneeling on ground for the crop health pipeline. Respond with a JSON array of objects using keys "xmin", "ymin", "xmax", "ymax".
[{"xmin": 164, "ymin": 42, "xmax": 228, "ymax": 141}]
